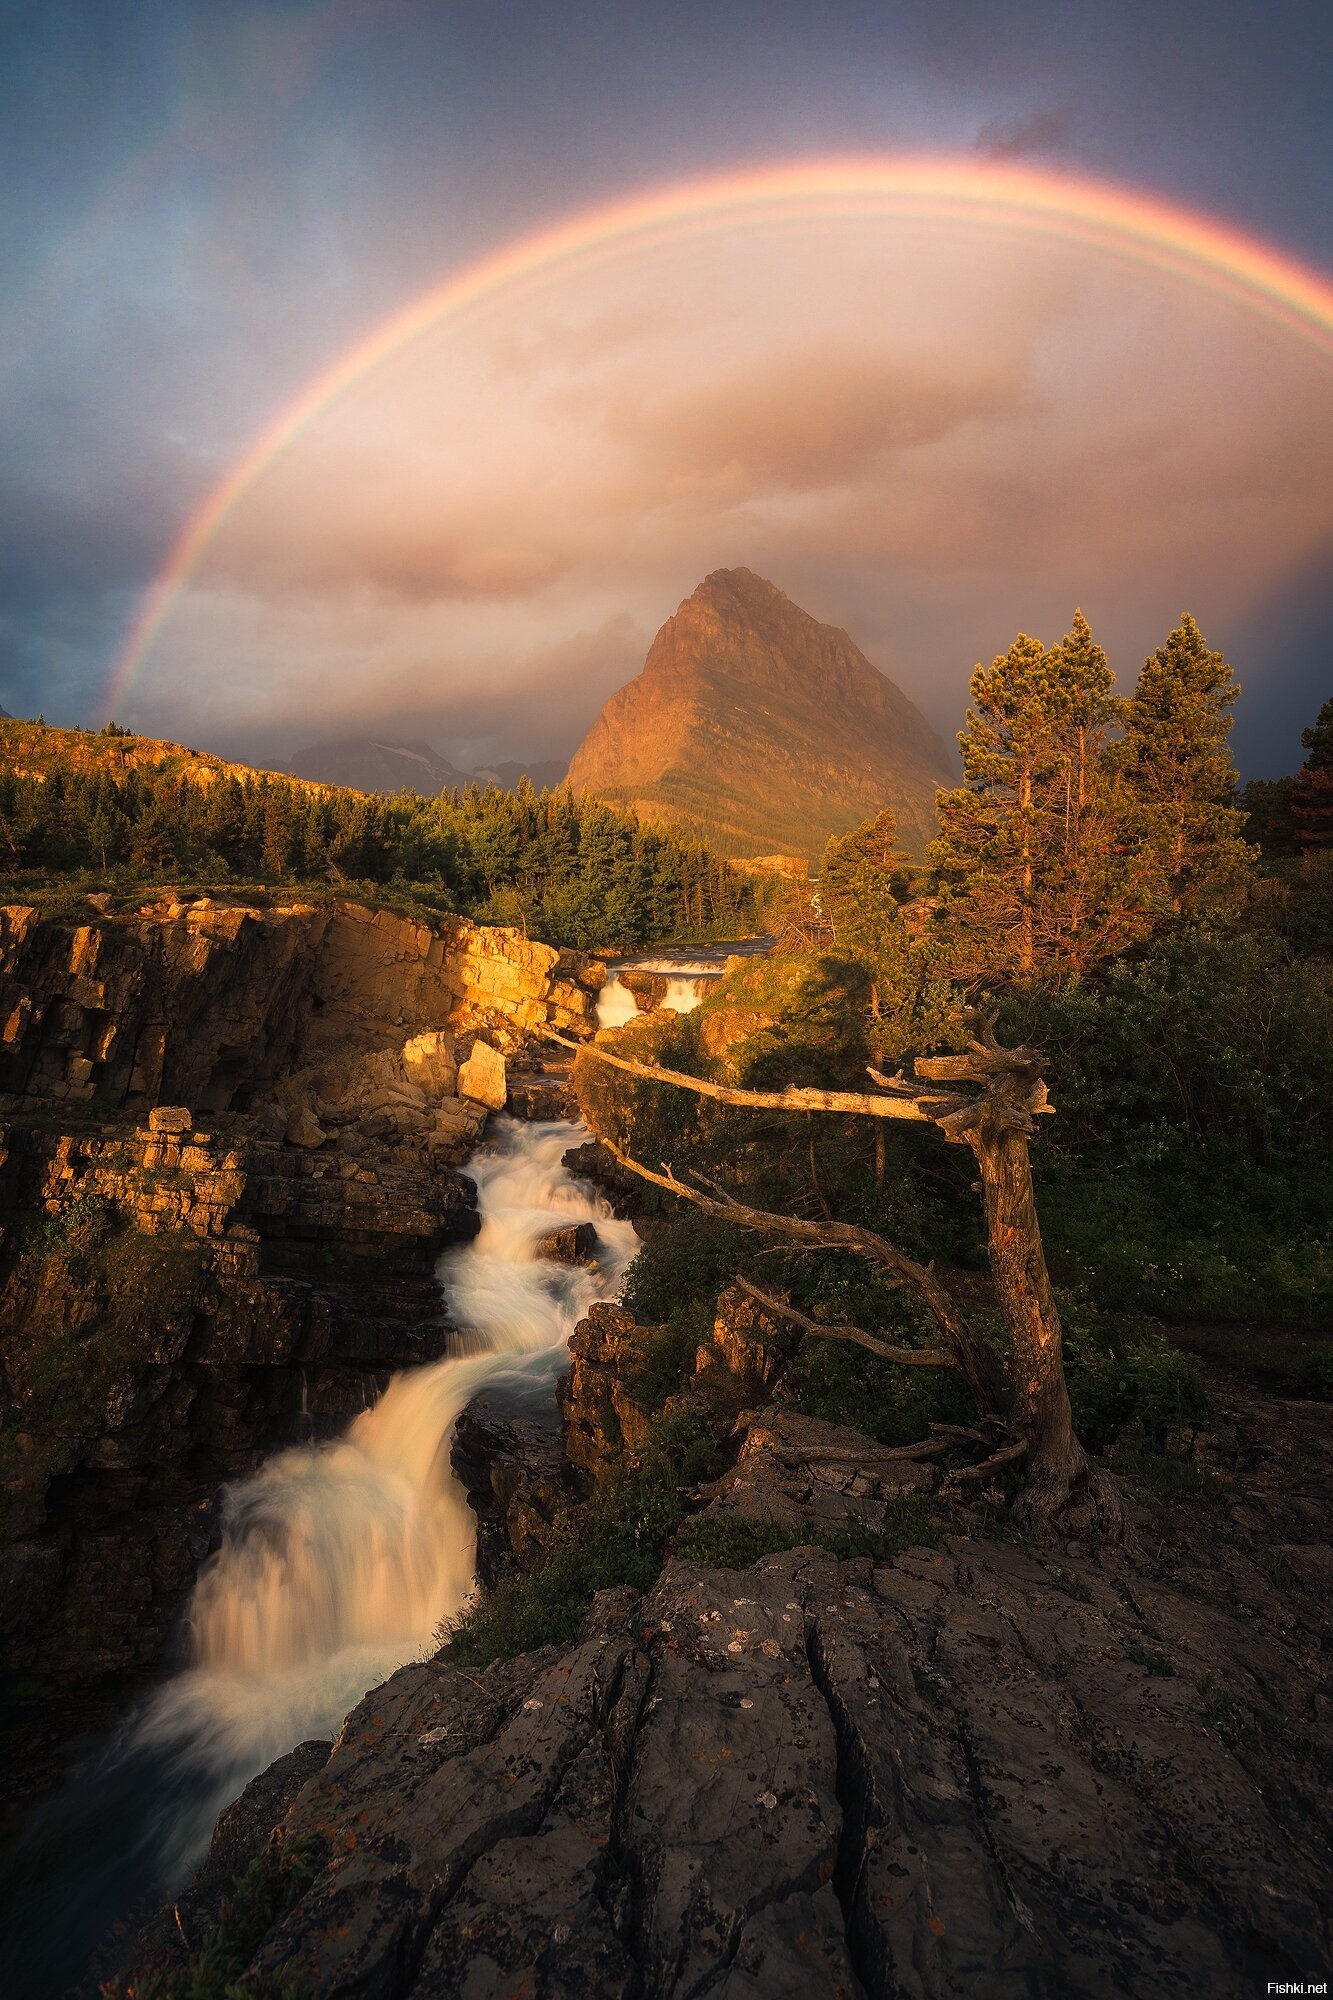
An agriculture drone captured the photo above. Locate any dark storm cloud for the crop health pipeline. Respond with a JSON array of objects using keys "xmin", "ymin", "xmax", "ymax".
[{"xmin": 0, "ymin": 0, "xmax": 1327, "ymax": 767}]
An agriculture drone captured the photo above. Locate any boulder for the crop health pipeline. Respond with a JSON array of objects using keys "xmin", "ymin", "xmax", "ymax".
[
  {"xmin": 535, "ymin": 1220, "xmax": 599, "ymax": 1267},
  {"xmin": 401, "ymin": 1029, "xmax": 456, "ymax": 1100},
  {"xmin": 147, "ymin": 1105, "xmax": 191, "ymax": 1134},
  {"xmin": 458, "ymin": 1039, "xmax": 507, "ymax": 1109},
  {"xmin": 284, "ymin": 1109, "xmax": 327, "ymax": 1149},
  {"xmin": 507, "ymin": 1074, "xmax": 574, "ymax": 1120},
  {"xmin": 620, "ymin": 969, "xmax": 669, "ymax": 1010}
]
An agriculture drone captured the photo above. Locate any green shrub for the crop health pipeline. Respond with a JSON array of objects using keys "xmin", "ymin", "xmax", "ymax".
[
  {"xmin": 1061, "ymin": 1301, "xmax": 1210, "ymax": 1454},
  {"xmin": 783, "ymin": 1328, "xmax": 974, "ymax": 1448},
  {"xmin": 674, "ymin": 1496, "xmax": 943, "ymax": 1568},
  {"xmin": 624, "ymin": 1306, "xmax": 713, "ymax": 1412},
  {"xmin": 126, "ymin": 1834, "xmax": 321, "ymax": 2000}
]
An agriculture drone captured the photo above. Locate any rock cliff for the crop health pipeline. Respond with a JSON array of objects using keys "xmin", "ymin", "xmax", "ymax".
[
  {"xmin": 565, "ymin": 568, "xmax": 953, "ymax": 860},
  {"xmin": 0, "ymin": 896, "xmax": 605, "ymax": 1795},
  {"xmin": 117, "ymin": 1378, "xmax": 1333, "ymax": 2000}
]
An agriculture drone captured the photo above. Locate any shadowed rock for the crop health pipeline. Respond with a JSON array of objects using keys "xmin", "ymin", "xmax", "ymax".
[{"xmin": 536, "ymin": 1220, "xmax": 600, "ymax": 1267}]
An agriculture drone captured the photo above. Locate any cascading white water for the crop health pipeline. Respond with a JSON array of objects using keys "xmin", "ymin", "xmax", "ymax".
[
  {"xmin": 596, "ymin": 974, "xmax": 639, "ymax": 1028},
  {"xmin": 126, "ymin": 1116, "xmax": 638, "ymax": 1878},
  {"xmin": 662, "ymin": 975, "xmax": 707, "ymax": 1013},
  {"xmin": 596, "ymin": 971, "xmax": 710, "ymax": 1027}
]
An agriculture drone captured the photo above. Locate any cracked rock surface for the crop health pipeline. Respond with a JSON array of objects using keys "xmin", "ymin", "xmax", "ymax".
[{"xmin": 125, "ymin": 1526, "xmax": 1331, "ymax": 1999}]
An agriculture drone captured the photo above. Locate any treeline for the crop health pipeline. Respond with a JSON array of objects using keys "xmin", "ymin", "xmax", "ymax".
[
  {"xmin": 0, "ymin": 733, "xmax": 760, "ymax": 950},
  {"xmin": 801, "ymin": 616, "xmax": 1333, "ymax": 1325},
  {"xmin": 819, "ymin": 610, "xmax": 1330, "ymax": 985}
]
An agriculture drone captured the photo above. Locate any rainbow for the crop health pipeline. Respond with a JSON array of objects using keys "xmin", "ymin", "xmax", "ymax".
[{"xmin": 103, "ymin": 153, "xmax": 1333, "ymax": 718}]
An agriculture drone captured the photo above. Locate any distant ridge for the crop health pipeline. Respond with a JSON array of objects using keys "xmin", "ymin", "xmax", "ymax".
[
  {"xmin": 282, "ymin": 738, "xmax": 569, "ymax": 797},
  {"xmin": 565, "ymin": 568, "xmax": 952, "ymax": 860}
]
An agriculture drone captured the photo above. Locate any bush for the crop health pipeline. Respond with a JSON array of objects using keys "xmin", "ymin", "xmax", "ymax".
[
  {"xmin": 1060, "ymin": 1301, "xmax": 1211, "ymax": 1454},
  {"xmin": 124, "ymin": 1835, "xmax": 322, "ymax": 2000},
  {"xmin": 673, "ymin": 1496, "xmax": 943, "ymax": 1568},
  {"xmin": 1003, "ymin": 927, "xmax": 1333, "ymax": 1324},
  {"xmin": 782, "ymin": 1327, "xmax": 974, "ymax": 1447}
]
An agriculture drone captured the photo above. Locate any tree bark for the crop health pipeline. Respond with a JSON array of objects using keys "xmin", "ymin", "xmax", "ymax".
[
  {"xmin": 964, "ymin": 1110, "xmax": 1091, "ymax": 1523},
  {"xmin": 549, "ymin": 1029, "xmax": 966, "ymax": 1123}
]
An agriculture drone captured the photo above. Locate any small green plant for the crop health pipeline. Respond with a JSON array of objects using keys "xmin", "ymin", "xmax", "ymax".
[
  {"xmin": 1060, "ymin": 1300, "xmax": 1211, "ymax": 1455},
  {"xmin": 1124, "ymin": 1639, "xmax": 1174, "ymax": 1676},
  {"xmin": 122, "ymin": 1833, "xmax": 321, "ymax": 2000},
  {"xmin": 673, "ymin": 1497, "xmax": 943, "ymax": 1570},
  {"xmin": 1199, "ymin": 1670, "xmax": 1247, "ymax": 1748},
  {"xmin": 672, "ymin": 1516, "xmax": 800, "ymax": 1568},
  {"xmin": 625, "ymin": 1309, "xmax": 711, "ymax": 1411}
]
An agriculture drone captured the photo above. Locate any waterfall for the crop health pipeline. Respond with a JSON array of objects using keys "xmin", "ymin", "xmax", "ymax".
[
  {"xmin": 596, "ymin": 973, "xmax": 639, "ymax": 1028},
  {"xmin": 662, "ymin": 975, "xmax": 707, "ymax": 1013},
  {"xmin": 596, "ymin": 970, "xmax": 710, "ymax": 1027},
  {"xmin": 119, "ymin": 1118, "xmax": 638, "ymax": 1885}
]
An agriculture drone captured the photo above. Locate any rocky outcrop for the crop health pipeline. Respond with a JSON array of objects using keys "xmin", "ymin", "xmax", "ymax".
[
  {"xmin": 557, "ymin": 1304, "xmax": 657, "ymax": 1481},
  {"xmin": 0, "ymin": 894, "xmax": 604, "ymax": 1776},
  {"xmin": 120, "ymin": 1514, "xmax": 1333, "ymax": 1999},
  {"xmin": 695, "ymin": 1279, "xmax": 797, "ymax": 1390},
  {"xmin": 450, "ymin": 1403, "xmax": 573, "ymax": 1586},
  {"xmin": 0, "ymin": 896, "xmax": 603, "ymax": 1120},
  {"xmin": 565, "ymin": 568, "xmax": 953, "ymax": 861},
  {"xmin": 535, "ymin": 1220, "xmax": 599, "ymax": 1267}
]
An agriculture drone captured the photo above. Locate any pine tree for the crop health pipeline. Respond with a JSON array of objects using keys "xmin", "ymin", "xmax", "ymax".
[
  {"xmin": 822, "ymin": 806, "xmax": 958, "ymax": 1064},
  {"xmin": 1034, "ymin": 611, "xmax": 1153, "ymax": 974},
  {"xmin": 1290, "ymin": 694, "xmax": 1333, "ymax": 852},
  {"xmin": 931, "ymin": 631, "xmax": 1067, "ymax": 976},
  {"xmin": 1119, "ymin": 614, "xmax": 1254, "ymax": 907}
]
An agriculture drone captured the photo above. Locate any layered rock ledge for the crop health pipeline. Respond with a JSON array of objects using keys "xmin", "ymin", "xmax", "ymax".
[
  {"xmin": 0, "ymin": 897, "xmax": 605, "ymax": 1792},
  {"xmin": 119, "ymin": 1516, "xmax": 1331, "ymax": 2000}
]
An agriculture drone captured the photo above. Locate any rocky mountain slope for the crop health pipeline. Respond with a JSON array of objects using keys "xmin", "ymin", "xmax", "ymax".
[{"xmin": 566, "ymin": 569, "xmax": 953, "ymax": 861}]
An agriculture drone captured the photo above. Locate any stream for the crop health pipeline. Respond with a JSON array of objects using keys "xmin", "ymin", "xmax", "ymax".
[{"xmin": 3, "ymin": 1114, "xmax": 638, "ymax": 1995}]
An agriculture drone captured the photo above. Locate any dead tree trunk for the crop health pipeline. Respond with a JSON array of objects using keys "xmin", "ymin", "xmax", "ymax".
[
  {"xmin": 551, "ymin": 1010, "xmax": 1123, "ymax": 1536},
  {"xmin": 915, "ymin": 1021, "xmax": 1122, "ymax": 1533}
]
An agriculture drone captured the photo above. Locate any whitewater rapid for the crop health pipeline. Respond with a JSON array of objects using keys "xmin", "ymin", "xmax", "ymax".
[
  {"xmin": 126, "ymin": 1115, "xmax": 639, "ymax": 1878},
  {"xmin": 596, "ymin": 971, "xmax": 710, "ymax": 1026}
]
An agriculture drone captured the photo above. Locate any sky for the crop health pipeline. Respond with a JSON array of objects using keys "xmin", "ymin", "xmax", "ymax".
[{"xmin": 0, "ymin": 0, "xmax": 1329, "ymax": 778}]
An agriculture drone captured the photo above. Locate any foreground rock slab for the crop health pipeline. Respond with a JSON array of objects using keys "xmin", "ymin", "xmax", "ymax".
[{"xmin": 124, "ymin": 1529, "xmax": 1331, "ymax": 2000}]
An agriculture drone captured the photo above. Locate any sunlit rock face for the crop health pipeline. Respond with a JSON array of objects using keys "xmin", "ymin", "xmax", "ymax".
[
  {"xmin": 566, "ymin": 567, "xmax": 953, "ymax": 861},
  {"xmin": 0, "ymin": 899, "xmax": 607, "ymax": 1721}
]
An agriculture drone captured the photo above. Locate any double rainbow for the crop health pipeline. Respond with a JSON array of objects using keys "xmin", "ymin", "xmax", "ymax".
[{"xmin": 104, "ymin": 154, "xmax": 1333, "ymax": 717}]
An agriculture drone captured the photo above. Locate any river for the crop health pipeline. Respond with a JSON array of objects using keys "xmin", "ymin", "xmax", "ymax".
[{"xmin": 3, "ymin": 1114, "xmax": 638, "ymax": 1996}]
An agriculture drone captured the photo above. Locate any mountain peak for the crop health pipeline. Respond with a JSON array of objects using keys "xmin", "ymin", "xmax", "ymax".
[{"xmin": 565, "ymin": 571, "xmax": 952, "ymax": 861}]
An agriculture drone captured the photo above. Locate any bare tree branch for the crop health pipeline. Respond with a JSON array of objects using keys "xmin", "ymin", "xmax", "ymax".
[
  {"xmin": 544, "ymin": 1027, "xmax": 968, "ymax": 1123},
  {"xmin": 603, "ymin": 1139, "xmax": 1007, "ymax": 1417},
  {"xmin": 734, "ymin": 1276, "xmax": 959, "ymax": 1369},
  {"xmin": 940, "ymin": 1440, "xmax": 1030, "ymax": 1489},
  {"xmin": 769, "ymin": 1437, "xmax": 955, "ymax": 1466}
]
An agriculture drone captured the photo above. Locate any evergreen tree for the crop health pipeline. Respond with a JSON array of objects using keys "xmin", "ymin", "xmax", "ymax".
[
  {"xmin": 822, "ymin": 806, "xmax": 958, "ymax": 1063},
  {"xmin": 1119, "ymin": 614, "xmax": 1254, "ymax": 907},
  {"xmin": 1291, "ymin": 694, "xmax": 1333, "ymax": 852},
  {"xmin": 931, "ymin": 631, "xmax": 1066, "ymax": 976},
  {"xmin": 1034, "ymin": 611, "xmax": 1152, "ymax": 975}
]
